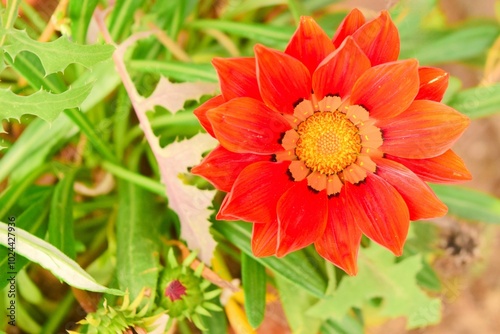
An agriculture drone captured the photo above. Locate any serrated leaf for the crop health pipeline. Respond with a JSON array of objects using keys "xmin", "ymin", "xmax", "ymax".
[
  {"xmin": 0, "ymin": 222, "xmax": 123, "ymax": 295},
  {"xmin": 3, "ymin": 29, "xmax": 115, "ymax": 74},
  {"xmin": 307, "ymin": 245, "xmax": 441, "ymax": 329},
  {"xmin": 139, "ymin": 77, "xmax": 218, "ymax": 113},
  {"xmin": 0, "ymin": 83, "xmax": 93, "ymax": 129},
  {"xmin": 160, "ymin": 133, "xmax": 218, "ymax": 264},
  {"xmin": 111, "ymin": 32, "xmax": 220, "ymax": 265},
  {"xmin": 275, "ymin": 274, "xmax": 322, "ymax": 334}
]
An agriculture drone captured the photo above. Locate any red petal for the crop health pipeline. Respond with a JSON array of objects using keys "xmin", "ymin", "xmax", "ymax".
[
  {"xmin": 194, "ymin": 95, "xmax": 225, "ymax": 137},
  {"xmin": 218, "ymin": 161, "xmax": 293, "ymax": 224},
  {"xmin": 192, "ymin": 145, "xmax": 270, "ymax": 192},
  {"xmin": 415, "ymin": 67, "xmax": 449, "ymax": 102},
  {"xmin": 285, "ymin": 16, "xmax": 336, "ymax": 74},
  {"xmin": 213, "ymin": 57, "xmax": 261, "ymax": 101},
  {"xmin": 332, "ymin": 8, "xmax": 366, "ymax": 48},
  {"xmin": 379, "ymin": 100, "xmax": 470, "ymax": 159},
  {"xmin": 313, "ymin": 37, "xmax": 371, "ymax": 101},
  {"xmin": 314, "ymin": 193, "xmax": 362, "ymax": 275},
  {"xmin": 207, "ymin": 97, "xmax": 291, "ymax": 154},
  {"xmin": 276, "ymin": 181, "xmax": 328, "ymax": 257},
  {"xmin": 374, "ymin": 158, "xmax": 447, "ymax": 220},
  {"xmin": 345, "ymin": 174, "xmax": 409, "ymax": 256},
  {"xmin": 352, "ymin": 11, "xmax": 400, "ymax": 65},
  {"xmin": 252, "ymin": 222, "xmax": 278, "ymax": 257},
  {"xmin": 350, "ymin": 59, "xmax": 419, "ymax": 120},
  {"xmin": 386, "ymin": 150, "xmax": 472, "ymax": 183},
  {"xmin": 255, "ymin": 44, "xmax": 311, "ymax": 115}
]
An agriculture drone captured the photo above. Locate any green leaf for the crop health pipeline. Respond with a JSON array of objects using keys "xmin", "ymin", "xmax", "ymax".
[
  {"xmin": 0, "ymin": 222, "xmax": 123, "ymax": 295},
  {"xmin": 307, "ymin": 245, "xmax": 441, "ymax": 329},
  {"xmin": 3, "ymin": 29, "xmax": 115, "ymax": 74},
  {"xmin": 409, "ymin": 24, "xmax": 499, "ymax": 65},
  {"xmin": 68, "ymin": 0, "xmax": 99, "ymax": 44},
  {"xmin": 48, "ymin": 168, "xmax": 77, "ymax": 259},
  {"xmin": 0, "ymin": 164, "xmax": 49, "ymax": 219},
  {"xmin": 214, "ymin": 221, "xmax": 327, "ymax": 297},
  {"xmin": 432, "ymin": 184, "xmax": 500, "ymax": 224},
  {"xmin": 275, "ymin": 273, "xmax": 322, "ymax": 334},
  {"xmin": 320, "ymin": 315, "xmax": 364, "ymax": 334},
  {"xmin": 108, "ymin": 0, "xmax": 146, "ymax": 41},
  {"xmin": 128, "ymin": 60, "xmax": 218, "ymax": 82},
  {"xmin": 116, "ymin": 181, "xmax": 161, "ymax": 307},
  {"xmin": 188, "ymin": 20, "xmax": 294, "ymax": 45},
  {"xmin": 448, "ymin": 83, "xmax": 500, "ymax": 119},
  {"xmin": 0, "ymin": 188, "xmax": 52, "ymax": 289},
  {"xmin": 241, "ymin": 252, "xmax": 266, "ymax": 328},
  {"xmin": 0, "ymin": 83, "xmax": 93, "ymax": 128}
]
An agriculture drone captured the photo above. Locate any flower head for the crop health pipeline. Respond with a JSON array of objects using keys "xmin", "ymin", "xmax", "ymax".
[{"xmin": 193, "ymin": 9, "xmax": 471, "ymax": 275}]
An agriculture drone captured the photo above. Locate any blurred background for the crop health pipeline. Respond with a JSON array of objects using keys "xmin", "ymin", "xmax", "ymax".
[{"xmin": 2, "ymin": 0, "xmax": 499, "ymax": 333}]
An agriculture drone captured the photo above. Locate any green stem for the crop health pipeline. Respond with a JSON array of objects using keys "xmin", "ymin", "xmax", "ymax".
[
  {"xmin": 102, "ymin": 161, "xmax": 166, "ymax": 197},
  {"xmin": 1, "ymin": 0, "xmax": 21, "ymax": 46},
  {"xmin": 64, "ymin": 108, "xmax": 119, "ymax": 164},
  {"xmin": 39, "ymin": 292, "xmax": 75, "ymax": 334}
]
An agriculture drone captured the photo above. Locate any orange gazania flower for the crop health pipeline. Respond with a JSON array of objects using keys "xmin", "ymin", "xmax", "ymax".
[{"xmin": 193, "ymin": 9, "xmax": 471, "ymax": 275}]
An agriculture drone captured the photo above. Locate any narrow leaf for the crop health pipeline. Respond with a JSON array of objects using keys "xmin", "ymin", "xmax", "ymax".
[
  {"xmin": 432, "ymin": 184, "xmax": 500, "ymax": 224},
  {"xmin": 68, "ymin": 0, "xmax": 99, "ymax": 44},
  {"xmin": 128, "ymin": 60, "xmax": 218, "ymax": 82},
  {"xmin": 116, "ymin": 181, "xmax": 161, "ymax": 307},
  {"xmin": 0, "ymin": 222, "xmax": 123, "ymax": 295},
  {"xmin": 241, "ymin": 252, "xmax": 266, "ymax": 328},
  {"xmin": 0, "ymin": 188, "xmax": 52, "ymax": 289},
  {"xmin": 3, "ymin": 29, "xmax": 115, "ymax": 74},
  {"xmin": 48, "ymin": 168, "xmax": 77, "ymax": 259},
  {"xmin": 448, "ymin": 83, "xmax": 500, "ymax": 119}
]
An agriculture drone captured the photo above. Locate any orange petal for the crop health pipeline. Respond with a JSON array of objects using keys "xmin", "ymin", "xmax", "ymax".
[
  {"xmin": 386, "ymin": 150, "xmax": 472, "ymax": 183},
  {"xmin": 379, "ymin": 100, "xmax": 470, "ymax": 159},
  {"xmin": 207, "ymin": 97, "xmax": 291, "ymax": 154},
  {"xmin": 312, "ymin": 37, "xmax": 371, "ymax": 101},
  {"xmin": 192, "ymin": 145, "xmax": 270, "ymax": 192},
  {"xmin": 352, "ymin": 11, "xmax": 400, "ymax": 65},
  {"xmin": 332, "ymin": 8, "xmax": 366, "ymax": 48},
  {"xmin": 213, "ymin": 57, "xmax": 261, "ymax": 101},
  {"xmin": 218, "ymin": 161, "xmax": 293, "ymax": 224},
  {"xmin": 350, "ymin": 59, "xmax": 419, "ymax": 120},
  {"xmin": 285, "ymin": 16, "xmax": 336, "ymax": 74},
  {"xmin": 314, "ymin": 193, "xmax": 362, "ymax": 275},
  {"xmin": 255, "ymin": 44, "xmax": 311, "ymax": 115},
  {"xmin": 193, "ymin": 94, "xmax": 225, "ymax": 137},
  {"xmin": 345, "ymin": 173, "xmax": 410, "ymax": 256},
  {"xmin": 276, "ymin": 180, "xmax": 328, "ymax": 257},
  {"xmin": 415, "ymin": 67, "xmax": 449, "ymax": 102},
  {"xmin": 374, "ymin": 158, "xmax": 448, "ymax": 220},
  {"xmin": 252, "ymin": 221, "xmax": 278, "ymax": 257}
]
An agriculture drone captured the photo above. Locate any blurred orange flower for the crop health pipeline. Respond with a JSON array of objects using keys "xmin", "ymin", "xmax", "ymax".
[{"xmin": 193, "ymin": 9, "xmax": 471, "ymax": 275}]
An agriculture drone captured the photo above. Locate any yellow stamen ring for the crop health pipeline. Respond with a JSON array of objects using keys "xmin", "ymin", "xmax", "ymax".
[{"xmin": 277, "ymin": 96, "xmax": 383, "ymax": 195}]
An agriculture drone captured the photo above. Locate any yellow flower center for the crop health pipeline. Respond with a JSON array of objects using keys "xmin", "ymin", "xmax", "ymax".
[{"xmin": 295, "ymin": 111, "xmax": 361, "ymax": 175}]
